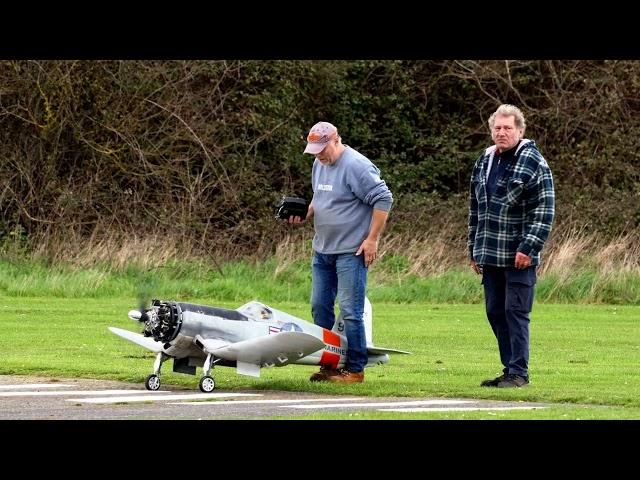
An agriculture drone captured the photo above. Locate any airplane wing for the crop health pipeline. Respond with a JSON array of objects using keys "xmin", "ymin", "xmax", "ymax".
[
  {"xmin": 108, "ymin": 327, "xmax": 165, "ymax": 353},
  {"xmin": 367, "ymin": 345, "xmax": 411, "ymax": 355},
  {"xmin": 201, "ymin": 332, "xmax": 325, "ymax": 378},
  {"xmin": 195, "ymin": 336, "xmax": 230, "ymax": 352}
]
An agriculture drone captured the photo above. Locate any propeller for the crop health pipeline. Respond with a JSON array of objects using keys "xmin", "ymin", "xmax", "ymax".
[{"xmin": 129, "ymin": 277, "xmax": 155, "ymax": 323}]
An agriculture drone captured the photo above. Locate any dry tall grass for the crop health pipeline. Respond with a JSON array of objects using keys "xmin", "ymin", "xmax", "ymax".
[
  {"xmin": 31, "ymin": 231, "xmax": 185, "ymax": 270},
  {"xmin": 538, "ymin": 229, "xmax": 595, "ymax": 278},
  {"xmin": 542, "ymin": 231, "xmax": 640, "ymax": 275},
  {"xmin": 9, "ymin": 225, "xmax": 640, "ymax": 280}
]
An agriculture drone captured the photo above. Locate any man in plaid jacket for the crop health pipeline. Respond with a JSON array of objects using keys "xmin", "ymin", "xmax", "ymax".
[{"xmin": 468, "ymin": 104, "xmax": 555, "ymax": 388}]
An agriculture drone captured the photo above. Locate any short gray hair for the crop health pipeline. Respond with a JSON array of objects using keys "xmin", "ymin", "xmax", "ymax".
[{"xmin": 488, "ymin": 104, "xmax": 526, "ymax": 131}]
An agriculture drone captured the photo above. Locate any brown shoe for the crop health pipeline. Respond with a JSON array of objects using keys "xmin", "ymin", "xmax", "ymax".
[
  {"xmin": 327, "ymin": 368, "xmax": 364, "ymax": 384},
  {"xmin": 310, "ymin": 366, "xmax": 338, "ymax": 382}
]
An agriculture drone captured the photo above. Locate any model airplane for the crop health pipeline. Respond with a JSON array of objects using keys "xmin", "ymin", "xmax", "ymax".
[{"xmin": 109, "ymin": 298, "xmax": 410, "ymax": 392}]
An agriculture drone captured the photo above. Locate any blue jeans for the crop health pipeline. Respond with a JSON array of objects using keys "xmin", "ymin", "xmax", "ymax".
[
  {"xmin": 482, "ymin": 265, "xmax": 537, "ymax": 378},
  {"xmin": 311, "ymin": 252, "xmax": 368, "ymax": 372}
]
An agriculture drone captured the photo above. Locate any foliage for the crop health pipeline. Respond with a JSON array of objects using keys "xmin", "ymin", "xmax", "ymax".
[{"xmin": 1, "ymin": 60, "xmax": 639, "ymax": 259}]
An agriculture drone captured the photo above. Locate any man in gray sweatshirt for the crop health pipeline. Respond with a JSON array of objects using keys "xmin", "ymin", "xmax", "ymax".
[{"xmin": 290, "ymin": 121, "xmax": 393, "ymax": 383}]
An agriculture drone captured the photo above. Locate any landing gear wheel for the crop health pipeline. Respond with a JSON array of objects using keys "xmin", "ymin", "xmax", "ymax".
[
  {"xmin": 145, "ymin": 374, "xmax": 161, "ymax": 391},
  {"xmin": 199, "ymin": 375, "xmax": 215, "ymax": 392}
]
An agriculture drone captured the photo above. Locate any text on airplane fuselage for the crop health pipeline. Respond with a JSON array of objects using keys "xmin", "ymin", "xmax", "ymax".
[{"xmin": 325, "ymin": 344, "xmax": 346, "ymax": 355}]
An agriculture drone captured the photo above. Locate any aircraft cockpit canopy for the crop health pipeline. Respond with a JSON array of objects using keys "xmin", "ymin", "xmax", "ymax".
[{"xmin": 237, "ymin": 301, "xmax": 274, "ymax": 322}]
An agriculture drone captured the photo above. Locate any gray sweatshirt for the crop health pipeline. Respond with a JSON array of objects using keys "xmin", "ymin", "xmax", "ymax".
[{"xmin": 311, "ymin": 146, "xmax": 393, "ymax": 254}]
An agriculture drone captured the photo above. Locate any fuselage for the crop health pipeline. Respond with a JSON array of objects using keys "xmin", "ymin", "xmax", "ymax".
[{"xmin": 143, "ymin": 300, "xmax": 388, "ymax": 369}]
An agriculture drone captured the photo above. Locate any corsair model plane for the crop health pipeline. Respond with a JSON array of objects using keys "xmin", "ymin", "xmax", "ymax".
[{"xmin": 109, "ymin": 298, "xmax": 409, "ymax": 392}]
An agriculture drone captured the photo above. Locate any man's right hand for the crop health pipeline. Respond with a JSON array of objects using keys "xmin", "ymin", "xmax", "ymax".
[
  {"xmin": 470, "ymin": 260, "xmax": 483, "ymax": 274},
  {"xmin": 289, "ymin": 205, "xmax": 314, "ymax": 224}
]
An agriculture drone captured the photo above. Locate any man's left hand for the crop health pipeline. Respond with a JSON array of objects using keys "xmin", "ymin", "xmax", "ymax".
[
  {"xmin": 515, "ymin": 252, "xmax": 532, "ymax": 269},
  {"xmin": 356, "ymin": 238, "xmax": 378, "ymax": 267}
]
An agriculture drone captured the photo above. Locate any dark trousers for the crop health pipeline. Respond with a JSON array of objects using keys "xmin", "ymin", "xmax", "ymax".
[{"xmin": 482, "ymin": 265, "xmax": 537, "ymax": 378}]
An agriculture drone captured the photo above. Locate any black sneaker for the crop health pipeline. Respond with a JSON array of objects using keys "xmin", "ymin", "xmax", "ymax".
[
  {"xmin": 496, "ymin": 374, "xmax": 529, "ymax": 388},
  {"xmin": 480, "ymin": 373, "xmax": 507, "ymax": 387}
]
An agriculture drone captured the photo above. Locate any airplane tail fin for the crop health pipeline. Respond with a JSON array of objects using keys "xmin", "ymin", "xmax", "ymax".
[
  {"xmin": 333, "ymin": 297, "xmax": 411, "ymax": 356},
  {"xmin": 332, "ymin": 296, "xmax": 372, "ymax": 343},
  {"xmin": 364, "ymin": 298, "xmax": 410, "ymax": 354},
  {"xmin": 363, "ymin": 296, "xmax": 373, "ymax": 347}
]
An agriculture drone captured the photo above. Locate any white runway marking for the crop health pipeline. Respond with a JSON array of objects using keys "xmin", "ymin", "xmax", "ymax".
[
  {"xmin": 170, "ymin": 397, "xmax": 361, "ymax": 405},
  {"xmin": 0, "ymin": 384, "xmax": 74, "ymax": 390},
  {"xmin": 0, "ymin": 379, "xmax": 545, "ymax": 416},
  {"xmin": 285, "ymin": 400, "xmax": 473, "ymax": 409},
  {"xmin": 379, "ymin": 406, "xmax": 544, "ymax": 412},
  {"xmin": 69, "ymin": 392, "xmax": 262, "ymax": 404},
  {"xmin": 0, "ymin": 389, "xmax": 170, "ymax": 397}
]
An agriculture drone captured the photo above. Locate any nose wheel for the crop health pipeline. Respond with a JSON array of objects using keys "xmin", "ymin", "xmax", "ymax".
[
  {"xmin": 199, "ymin": 375, "xmax": 216, "ymax": 392},
  {"xmin": 145, "ymin": 374, "xmax": 161, "ymax": 391},
  {"xmin": 144, "ymin": 352, "xmax": 169, "ymax": 391},
  {"xmin": 199, "ymin": 353, "xmax": 216, "ymax": 392}
]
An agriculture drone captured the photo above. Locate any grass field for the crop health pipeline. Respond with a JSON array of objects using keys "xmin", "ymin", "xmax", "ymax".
[{"xmin": 1, "ymin": 296, "xmax": 638, "ymax": 419}]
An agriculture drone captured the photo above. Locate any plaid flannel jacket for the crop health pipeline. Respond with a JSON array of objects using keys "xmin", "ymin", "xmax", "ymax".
[{"xmin": 468, "ymin": 139, "xmax": 555, "ymax": 267}]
